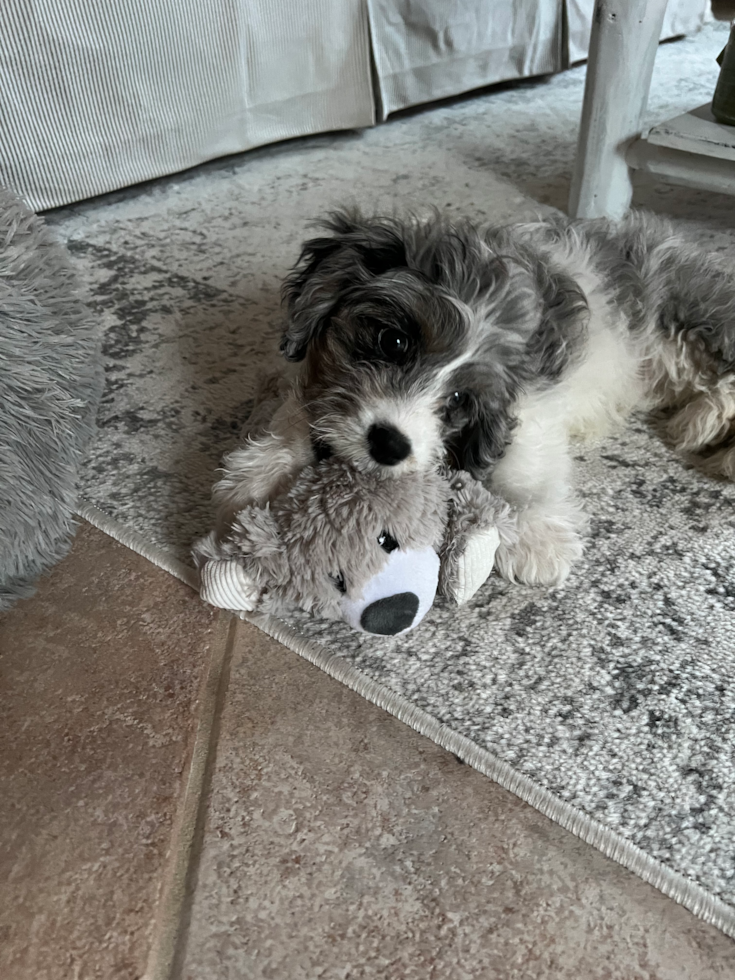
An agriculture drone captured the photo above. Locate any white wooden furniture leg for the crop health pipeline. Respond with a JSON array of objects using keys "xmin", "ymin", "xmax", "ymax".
[{"xmin": 569, "ymin": 0, "xmax": 669, "ymax": 220}]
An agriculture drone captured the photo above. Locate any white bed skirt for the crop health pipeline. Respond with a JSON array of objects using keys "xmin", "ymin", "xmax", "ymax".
[{"xmin": 0, "ymin": 0, "xmax": 707, "ymax": 210}]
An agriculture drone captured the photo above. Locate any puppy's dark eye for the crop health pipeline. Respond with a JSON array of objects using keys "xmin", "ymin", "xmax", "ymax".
[
  {"xmin": 378, "ymin": 327, "xmax": 410, "ymax": 362},
  {"xmin": 378, "ymin": 531, "xmax": 399, "ymax": 553},
  {"xmin": 330, "ymin": 572, "xmax": 346, "ymax": 594},
  {"xmin": 445, "ymin": 390, "xmax": 472, "ymax": 423}
]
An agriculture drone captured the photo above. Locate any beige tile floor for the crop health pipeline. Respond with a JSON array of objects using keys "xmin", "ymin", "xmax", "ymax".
[
  {"xmin": 0, "ymin": 524, "xmax": 224, "ymax": 980},
  {"xmin": 1, "ymin": 523, "xmax": 733, "ymax": 979}
]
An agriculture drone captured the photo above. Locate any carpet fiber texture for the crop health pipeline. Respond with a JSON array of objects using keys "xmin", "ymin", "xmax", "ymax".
[
  {"xmin": 50, "ymin": 21, "xmax": 735, "ymax": 936},
  {"xmin": 0, "ymin": 187, "xmax": 102, "ymax": 610}
]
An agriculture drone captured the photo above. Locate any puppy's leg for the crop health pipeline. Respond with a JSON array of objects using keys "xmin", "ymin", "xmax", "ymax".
[
  {"xmin": 667, "ymin": 382, "xmax": 735, "ymax": 481},
  {"xmin": 699, "ymin": 441, "xmax": 735, "ymax": 481},
  {"xmin": 213, "ymin": 393, "xmax": 312, "ymax": 533},
  {"xmin": 666, "ymin": 388, "xmax": 735, "ymax": 454},
  {"xmin": 651, "ymin": 240, "xmax": 735, "ymax": 476},
  {"xmin": 490, "ymin": 415, "xmax": 586, "ymax": 587}
]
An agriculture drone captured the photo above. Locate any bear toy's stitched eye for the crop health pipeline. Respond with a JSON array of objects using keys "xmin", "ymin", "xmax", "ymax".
[
  {"xmin": 378, "ymin": 530, "xmax": 399, "ymax": 553},
  {"xmin": 330, "ymin": 572, "xmax": 346, "ymax": 594},
  {"xmin": 378, "ymin": 327, "xmax": 410, "ymax": 362}
]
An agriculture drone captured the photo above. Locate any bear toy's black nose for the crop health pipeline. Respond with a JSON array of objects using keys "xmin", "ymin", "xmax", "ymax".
[
  {"xmin": 367, "ymin": 424, "xmax": 411, "ymax": 466},
  {"xmin": 360, "ymin": 592, "xmax": 420, "ymax": 635}
]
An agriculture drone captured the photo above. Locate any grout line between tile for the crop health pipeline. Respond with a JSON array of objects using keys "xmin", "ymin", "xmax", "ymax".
[{"xmin": 143, "ymin": 610, "xmax": 237, "ymax": 980}]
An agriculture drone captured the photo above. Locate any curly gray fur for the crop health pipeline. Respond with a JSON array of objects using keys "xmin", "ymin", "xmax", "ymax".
[
  {"xmin": 268, "ymin": 206, "xmax": 735, "ymax": 587},
  {"xmin": 213, "ymin": 207, "xmax": 735, "ymax": 590}
]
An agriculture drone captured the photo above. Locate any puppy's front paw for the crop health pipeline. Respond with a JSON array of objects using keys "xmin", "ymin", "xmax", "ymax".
[{"xmin": 495, "ymin": 511, "xmax": 584, "ymax": 587}]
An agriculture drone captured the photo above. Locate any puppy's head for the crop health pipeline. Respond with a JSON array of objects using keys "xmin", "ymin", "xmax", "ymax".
[{"xmin": 281, "ymin": 209, "xmax": 580, "ymax": 478}]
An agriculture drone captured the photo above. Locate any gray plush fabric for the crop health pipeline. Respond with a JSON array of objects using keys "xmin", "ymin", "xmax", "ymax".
[
  {"xmin": 194, "ymin": 459, "xmax": 448, "ymax": 619},
  {"xmin": 194, "ymin": 455, "xmax": 513, "ymax": 620},
  {"xmin": 0, "ymin": 187, "xmax": 102, "ymax": 610}
]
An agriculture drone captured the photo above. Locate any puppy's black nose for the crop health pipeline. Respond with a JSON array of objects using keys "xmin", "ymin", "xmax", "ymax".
[
  {"xmin": 360, "ymin": 592, "xmax": 420, "ymax": 635},
  {"xmin": 367, "ymin": 424, "xmax": 411, "ymax": 466}
]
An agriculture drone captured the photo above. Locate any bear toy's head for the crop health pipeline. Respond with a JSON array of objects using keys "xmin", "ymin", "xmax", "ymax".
[{"xmin": 194, "ymin": 459, "xmax": 449, "ymax": 635}]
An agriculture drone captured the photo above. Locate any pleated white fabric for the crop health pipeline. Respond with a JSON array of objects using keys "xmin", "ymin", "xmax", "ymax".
[
  {"xmin": 368, "ymin": 0, "xmax": 564, "ymax": 120},
  {"xmin": 0, "ymin": 0, "xmax": 375, "ymax": 210},
  {"xmin": 0, "ymin": 0, "xmax": 710, "ymax": 210}
]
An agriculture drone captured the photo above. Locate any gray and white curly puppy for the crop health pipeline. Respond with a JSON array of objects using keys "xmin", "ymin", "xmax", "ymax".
[{"xmin": 215, "ymin": 208, "xmax": 735, "ymax": 587}]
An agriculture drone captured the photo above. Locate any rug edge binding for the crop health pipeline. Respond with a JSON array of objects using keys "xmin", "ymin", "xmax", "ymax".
[{"xmin": 76, "ymin": 498, "xmax": 735, "ymax": 942}]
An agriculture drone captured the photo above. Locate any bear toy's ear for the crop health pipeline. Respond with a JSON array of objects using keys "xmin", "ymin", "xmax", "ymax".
[
  {"xmin": 198, "ymin": 556, "xmax": 263, "ymax": 612},
  {"xmin": 192, "ymin": 506, "xmax": 287, "ymax": 613},
  {"xmin": 439, "ymin": 471, "xmax": 518, "ymax": 605}
]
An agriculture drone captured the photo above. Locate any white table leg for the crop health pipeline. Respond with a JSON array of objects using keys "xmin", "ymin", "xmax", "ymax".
[{"xmin": 568, "ymin": 0, "xmax": 669, "ymax": 220}]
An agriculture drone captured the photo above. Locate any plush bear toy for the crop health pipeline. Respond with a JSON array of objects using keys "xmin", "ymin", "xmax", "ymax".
[{"xmin": 193, "ymin": 458, "xmax": 515, "ymax": 636}]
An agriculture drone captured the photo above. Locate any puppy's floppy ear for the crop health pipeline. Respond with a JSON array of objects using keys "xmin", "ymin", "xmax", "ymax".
[
  {"xmin": 528, "ymin": 270, "xmax": 589, "ymax": 380},
  {"xmin": 280, "ymin": 235, "xmax": 344, "ymax": 361},
  {"xmin": 280, "ymin": 209, "xmax": 409, "ymax": 362},
  {"xmin": 447, "ymin": 398, "xmax": 517, "ymax": 478}
]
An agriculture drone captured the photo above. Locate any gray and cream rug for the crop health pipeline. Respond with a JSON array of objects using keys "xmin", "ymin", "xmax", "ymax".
[{"xmin": 51, "ymin": 21, "xmax": 735, "ymax": 937}]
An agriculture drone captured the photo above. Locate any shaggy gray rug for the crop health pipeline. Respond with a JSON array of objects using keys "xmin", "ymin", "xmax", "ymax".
[
  {"xmin": 50, "ymin": 21, "xmax": 735, "ymax": 938},
  {"xmin": 0, "ymin": 187, "xmax": 102, "ymax": 610}
]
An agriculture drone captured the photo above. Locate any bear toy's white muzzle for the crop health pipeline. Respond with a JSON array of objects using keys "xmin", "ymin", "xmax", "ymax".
[{"xmin": 340, "ymin": 546, "xmax": 440, "ymax": 636}]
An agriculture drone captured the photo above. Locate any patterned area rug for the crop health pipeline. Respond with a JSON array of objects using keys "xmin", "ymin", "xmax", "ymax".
[{"xmin": 51, "ymin": 21, "xmax": 735, "ymax": 937}]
